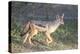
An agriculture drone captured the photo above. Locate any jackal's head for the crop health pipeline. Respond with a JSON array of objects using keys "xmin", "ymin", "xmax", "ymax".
[{"xmin": 56, "ymin": 13, "xmax": 64, "ymax": 25}]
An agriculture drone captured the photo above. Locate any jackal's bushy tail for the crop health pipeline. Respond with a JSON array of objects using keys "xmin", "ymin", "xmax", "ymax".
[{"xmin": 20, "ymin": 21, "xmax": 30, "ymax": 36}]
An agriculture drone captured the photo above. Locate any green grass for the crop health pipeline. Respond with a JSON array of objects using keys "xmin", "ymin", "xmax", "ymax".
[{"xmin": 10, "ymin": 19, "xmax": 78, "ymax": 53}]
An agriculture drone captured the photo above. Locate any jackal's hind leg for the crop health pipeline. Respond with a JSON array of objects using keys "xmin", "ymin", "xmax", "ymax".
[{"xmin": 28, "ymin": 29, "xmax": 38, "ymax": 45}]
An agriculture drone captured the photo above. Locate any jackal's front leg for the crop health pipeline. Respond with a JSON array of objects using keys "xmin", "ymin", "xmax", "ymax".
[{"xmin": 45, "ymin": 32, "xmax": 53, "ymax": 44}]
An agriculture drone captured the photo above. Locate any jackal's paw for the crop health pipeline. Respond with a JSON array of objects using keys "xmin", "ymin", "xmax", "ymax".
[{"xmin": 46, "ymin": 39, "xmax": 52, "ymax": 44}]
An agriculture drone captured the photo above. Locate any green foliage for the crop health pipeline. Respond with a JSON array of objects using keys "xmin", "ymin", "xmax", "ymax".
[{"xmin": 11, "ymin": 19, "xmax": 78, "ymax": 53}]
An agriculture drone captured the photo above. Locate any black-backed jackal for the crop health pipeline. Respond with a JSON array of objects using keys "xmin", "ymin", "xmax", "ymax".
[{"xmin": 20, "ymin": 14, "xmax": 64, "ymax": 45}]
